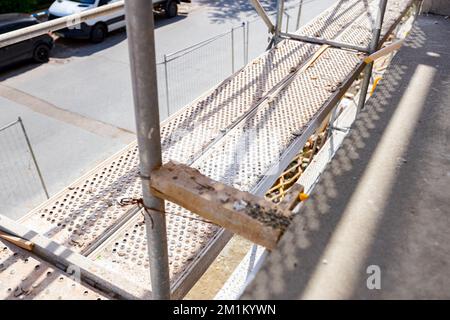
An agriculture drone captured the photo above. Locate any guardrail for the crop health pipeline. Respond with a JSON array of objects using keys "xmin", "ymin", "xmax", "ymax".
[{"xmin": 0, "ymin": 1, "xmax": 124, "ymax": 48}]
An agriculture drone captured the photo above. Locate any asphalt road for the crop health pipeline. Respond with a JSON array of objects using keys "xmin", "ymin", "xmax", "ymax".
[{"xmin": 0, "ymin": 0, "xmax": 336, "ymax": 219}]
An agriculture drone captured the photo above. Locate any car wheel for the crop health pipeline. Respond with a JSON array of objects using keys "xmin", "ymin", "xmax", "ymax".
[
  {"xmin": 33, "ymin": 44, "xmax": 50, "ymax": 63},
  {"xmin": 165, "ymin": 0, "xmax": 178, "ymax": 18},
  {"xmin": 90, "ymin": 24, "xmax": 107, "ymax": 43}
]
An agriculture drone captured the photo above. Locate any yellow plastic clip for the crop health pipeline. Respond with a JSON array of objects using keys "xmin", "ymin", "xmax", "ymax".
[
  {"xmin": 299, "ymin": 193, "xmax": 309, "ymax": 202},
  {"xmin": 370, "ymin": 77, "xmax": 382, "ymax": 96}
]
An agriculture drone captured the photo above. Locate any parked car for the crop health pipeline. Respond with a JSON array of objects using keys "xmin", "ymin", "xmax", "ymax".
[
  {"xmin": 0, "ymin": 13, "xmax": 54, "ymax": 68},
  {"xmin": 48, "ymin": 0, "xmax": 191, "ymax": 43}
]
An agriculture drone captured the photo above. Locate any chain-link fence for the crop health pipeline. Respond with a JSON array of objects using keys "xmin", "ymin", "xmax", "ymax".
[
  {"xmin": 0, "ymin": 118, "xmax": 48, "ymax": 220},
  {"xmin": 158, "ymin": 23, "xmax": 247, "ymax": 118},
  {"xmin": 157, "ymin": 0, "xmax": 310, "ymax": 119}
]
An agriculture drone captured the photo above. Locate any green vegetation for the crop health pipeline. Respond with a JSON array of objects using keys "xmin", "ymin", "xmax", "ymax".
[{"xmin": 0, "ymin": 0, "xmax": 53, "ymax": 14}]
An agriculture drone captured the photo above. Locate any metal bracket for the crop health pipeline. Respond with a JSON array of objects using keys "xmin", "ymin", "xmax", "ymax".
[{"xmin": 330, "ymin": 125, "xmax": 351, "ymax": 133}]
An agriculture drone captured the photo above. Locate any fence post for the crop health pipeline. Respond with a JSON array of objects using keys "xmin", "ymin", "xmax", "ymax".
[
  {"xmin": 242, "ymin": 22, "xmax": 247, "ymax": 65},
  {"xmin": 296, "ymin": 0, "xmax": 303, "ymax": 31},
  {"xmin": 17, "ymin": 117, "xmax": 49, "ymax": 199},
  {"xmin": 246, "ymin": 21, "xmax": 250, "ymax": 63},
  {"xmin": 285, "ymin": 12, "xmax": 290, "ymax": 33},
  {"xmin": 163, "ymin": 54, "xmax": 170, "ymax": 118},
  {"xmin": 231, "ymin": 27, "xmax": 235, "ymax": 73}
]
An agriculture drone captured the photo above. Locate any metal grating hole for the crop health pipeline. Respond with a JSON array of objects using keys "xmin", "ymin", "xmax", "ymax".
[
  {"xmin": 194, "ymin": 49, "xmax": 361, "ymax": 192},
  {"xmin": 21, "ymin": 144, "xmax": 143, "ymax": 251},
  {"xmin": 160, "ymin": 41, "xmax": 320, "ymax": 165},
  {"xmin": 91, "ymin": 205, "xmax": 220, "ymax": 287}
]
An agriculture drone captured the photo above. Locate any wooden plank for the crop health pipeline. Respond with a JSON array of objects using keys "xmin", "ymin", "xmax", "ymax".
[
  {"xmin": 364, "ymin": 39, "xmax": 405, "ymax": 63},
  {"xmin": 0, "ymin": 215, "xmax": 152, "ymax": 300},
  {"xmin": 0, "ymin": 230, "xmax": 34, "ymax": 251},
  {"xmin": 150, "ymin": 161, "xmax": 294, "ymax": 250}
]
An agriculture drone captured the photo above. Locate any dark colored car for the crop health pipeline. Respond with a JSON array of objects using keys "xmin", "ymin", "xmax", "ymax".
[{"xmin": 0, "ymin": 13, "xmax": 54, "ymax": 68}]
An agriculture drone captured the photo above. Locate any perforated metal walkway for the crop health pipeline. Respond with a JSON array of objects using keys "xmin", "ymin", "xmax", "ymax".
[
  {"xmin": 1, "ymin": 0, "xmax": 414, "ymax": 299},
  {"xmin": 0, "ymin": 238, "xmax": 109, "ymax": 300}
]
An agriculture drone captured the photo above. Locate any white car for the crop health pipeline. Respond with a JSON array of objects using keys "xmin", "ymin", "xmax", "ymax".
[{"xmin": 48, "ymin": 0, "xmax": 189, "ymax": 43}]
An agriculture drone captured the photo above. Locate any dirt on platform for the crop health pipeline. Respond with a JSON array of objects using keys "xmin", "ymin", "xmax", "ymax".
[{"xmin": 184, "ymin": 235, "xmax": 253, "ymax": 299}]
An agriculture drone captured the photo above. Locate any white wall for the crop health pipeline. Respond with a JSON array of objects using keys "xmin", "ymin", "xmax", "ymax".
[{"xmin": 422, "ymin": 0, "xmax": 450, "ymax": 16}]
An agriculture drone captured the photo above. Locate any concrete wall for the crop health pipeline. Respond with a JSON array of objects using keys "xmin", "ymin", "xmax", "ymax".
[{"xmin": 422, "ymin": 0, "xmax": 450, "ymax": 16}]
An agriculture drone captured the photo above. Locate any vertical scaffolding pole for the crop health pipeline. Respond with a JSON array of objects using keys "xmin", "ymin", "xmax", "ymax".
[
  {"xmin": 231, "ymin": 27, "xmax": 235, "ymax": 73},
  {"xmin": 246, "ymin": 21, "xmax": 250, "ymax": 63},
  {"xmin": 274, "ymin": 0, "xmax": 285, "ymax": 44},
  {"xmin": 163, "ymin": 54, "xmax": 170, "ymax": 119},
  {"xmin": 124, "ymin": 0, "xmax": 170, "ymax": 300},
  {"xmin": 357, "ymin": 0, "xmax": 388, "ymax": 112},
  {"xmin": 415, "ymin": 0, "xmax": 423, "ymax": 18},
  {"xmin": 284, "ymin": 12, "xmax": 290, "ymax": 33},
  {"xmin": 243, "ymin": 22, "xmax": 248, "ymax": 65}
]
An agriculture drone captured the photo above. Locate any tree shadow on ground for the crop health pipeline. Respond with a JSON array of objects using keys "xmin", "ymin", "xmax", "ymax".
[{"xmin": 195, "ymin": 0, "xmax": 297, "ymax": 24}]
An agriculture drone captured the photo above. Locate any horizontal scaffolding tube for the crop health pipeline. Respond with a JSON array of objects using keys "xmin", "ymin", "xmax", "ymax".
[
  {"xmin": 0, "ymin": 1, "xmax": 124, "ymax": 48},
  {"xmin": 279, "ymin": 32, "xmax": 370, "ymax": 53}
]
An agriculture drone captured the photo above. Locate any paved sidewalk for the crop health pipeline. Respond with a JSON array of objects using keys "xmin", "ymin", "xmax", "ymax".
[{"xmin": 242, "ymin": 14, "xmax": 450, "ymax": 299}]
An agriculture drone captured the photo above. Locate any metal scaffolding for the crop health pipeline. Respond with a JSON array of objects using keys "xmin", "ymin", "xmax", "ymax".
[
  {"xmin": 0, "ymin": 1, "xmax": 124, "ymax": 48},
  {"xmin": 124, "ymin": 0, "xmax": 171, "ymax": 299},
  {"xmin": 251, "ymin": 0, "xmax": 391, "ymax": 111},
  {"xmin": 357, "ymin": 0, "xmax": 389, "ymax": 112},
  {"xmin": 0, "ymin": 0, "xmax": 417, "ymax": 300}
]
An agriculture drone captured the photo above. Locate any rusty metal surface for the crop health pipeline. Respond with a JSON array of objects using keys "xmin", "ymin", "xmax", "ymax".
[
  {"xmin": 0, "ymin": 239, "xmax": 110, "ymax": 300},
  {"xmin": 15, "ymin": 0, "xmax": 413, "ymax": 299}
]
